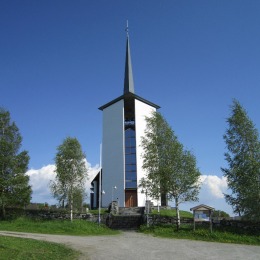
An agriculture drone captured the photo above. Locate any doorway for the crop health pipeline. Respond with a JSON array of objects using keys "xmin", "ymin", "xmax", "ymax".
[{"xmin": 125, "ymin": 190, "xmax": 137, "ymax": 207}]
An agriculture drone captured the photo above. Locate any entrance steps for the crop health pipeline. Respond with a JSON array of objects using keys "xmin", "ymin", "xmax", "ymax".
[
  {"xmin": 118, "ymin": 207, "xmax": 145, "ymax": 215},
  {"xmin": 106, "ymin": 206, "xmax": 145, "ymax": 230}
]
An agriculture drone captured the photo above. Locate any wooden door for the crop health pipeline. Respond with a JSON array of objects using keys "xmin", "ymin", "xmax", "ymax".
[{"xmin": 125, "ymin": 190, "xmax": 137, "ymax": 207}]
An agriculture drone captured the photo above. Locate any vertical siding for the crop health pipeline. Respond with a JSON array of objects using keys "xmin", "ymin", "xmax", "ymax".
[{"xmin": 102, "ymin": 99, "xmax": 125, "ymax": 207}]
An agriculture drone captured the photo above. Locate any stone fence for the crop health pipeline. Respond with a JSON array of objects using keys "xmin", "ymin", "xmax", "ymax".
[
  {"xmin": 3, "ymin": 207, "xmax": 89, "ymax": 220},
  {"xmin": 216, "ymin": 218, "xmax": 260, "ymax": 233},
  {"xmin": 147, "ymin": 215, "xmax": 260, "ymax": 234},
  {"xmin": 148, "ymin": 215, "xmax": 193, "ymax": 226},
  {"xmin": 2, "ymin": 207, "xmax": 259, "ymax": 234}
]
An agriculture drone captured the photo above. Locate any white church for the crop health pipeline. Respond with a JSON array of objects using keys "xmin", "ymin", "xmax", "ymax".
[{"xmin": 90, "ymin": 31, "xmax": 162, "ymax": 209}]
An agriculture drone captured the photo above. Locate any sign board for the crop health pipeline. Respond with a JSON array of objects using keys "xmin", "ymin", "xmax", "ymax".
[
  {"xmin": 190, "ymin": 204, "xmax": 215, "ymax": 232},
  {"xmin": 194, "ymin": 210, "xmax": 210, "ymax": 221}
]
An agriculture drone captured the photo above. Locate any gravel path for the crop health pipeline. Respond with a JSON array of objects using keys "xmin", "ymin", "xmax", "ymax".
[{"xmin": 0, "ymin": 231, "xmax": 260, "ymax": 260}]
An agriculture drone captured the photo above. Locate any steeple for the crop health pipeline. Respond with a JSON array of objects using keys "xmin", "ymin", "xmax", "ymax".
[
  {"xmin": 99, "ymin": 22, "xmax": 160, "ymax": 111},
  {"xmin": 124, "ymin": 22, "xmax": 134, "ymax": 94}
]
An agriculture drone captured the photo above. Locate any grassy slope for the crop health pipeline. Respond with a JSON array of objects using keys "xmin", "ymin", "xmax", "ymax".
[
  {"xmin": 0, "ymin": 217, "xmax": 119, "ymax": 236},
  {"xmin": 140, "ymin": 209, "xmax": 260, "ymax": 245},
  {"xmin": 151, "ymin": 209, "xmax": 193, "ymax": 218},
  {"xmin": 140, "ymin": 224, "xmax": 260, "ymax": 245},
  {"xmin": 0, "ymin": 236, "xmax": 80, "ymax": 260},
  {"xmin": 0, "ymin": 217, "xmax": 119, "ymax": 260},
  {"xmin": 141, "ymin": 209, "xmax": 260, "ymax": 246}
]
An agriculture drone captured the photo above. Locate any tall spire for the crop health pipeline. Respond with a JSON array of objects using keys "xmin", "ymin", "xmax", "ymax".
[{"xmin": 124, "ymin": 21, "xmax": 135, "ymax": 94}]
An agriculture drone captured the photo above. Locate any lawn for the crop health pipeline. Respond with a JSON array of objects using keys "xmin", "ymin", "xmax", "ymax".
[
  {"xmin": 0, "ymin": 217, "xmax": 119, "ymax": 260},
  {"xmin": 0, "ymin": 217, "xmax": 119, "ymax": 236},
  {"xmin": 151, "ymin": 209, "xmax": 193, "ymax": 218},
  {"xmin": 146, "ymin": 209, "xmax": 260, "ymax": 245},
  {"xmin": 140, "ymin": 224, "xmax": 260, "ymax": 246},
  {"xmin": 88, "ymin": 208, "xmax": 108, "ymax": 215},
  {"xmin": 0, "ymin": 236, "xmax": 80, "ymax": 260}
]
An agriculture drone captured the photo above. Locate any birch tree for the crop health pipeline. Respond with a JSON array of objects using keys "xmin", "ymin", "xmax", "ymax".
[
  {"xmin": 222, "ymin": 100, "xmax": 260, "ymax": 220},
  {"xmin": 50, "ymin": 137, "xmax": 88, "ymax": 221},
  {"xmin": 141, "ymin": 111, "xmax": 201, "ymax": 229}
]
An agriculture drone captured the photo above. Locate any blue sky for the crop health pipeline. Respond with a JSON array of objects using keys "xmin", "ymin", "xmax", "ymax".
[{"xmin": 1, "ymin": 1, "xmax": 259, "ymax": 215}]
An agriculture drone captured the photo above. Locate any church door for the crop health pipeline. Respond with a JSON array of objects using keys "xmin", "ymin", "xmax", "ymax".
[{"xmin": 125, "ymin": 190, "xmax": 137, "ymax": 207}]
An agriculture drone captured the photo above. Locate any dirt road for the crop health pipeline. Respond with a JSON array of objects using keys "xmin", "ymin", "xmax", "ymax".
[{"xmin": 0, "ymin": 231, "xmax": 259, "ymax": 260}]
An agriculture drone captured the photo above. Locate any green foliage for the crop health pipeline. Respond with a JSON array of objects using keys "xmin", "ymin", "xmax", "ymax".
[
  {"xmin": 70, "ymin": 187, "xmax": 87, "ymax": 213},
  {"xmin": 212, "ymin": 210, "xmax": 230, "ymax": 218},
  {"xmin": 0, "ymin": 236, "xmax": 79, "ymax": 260},
  {"xmin": 50, "ymin": 137, "xmax": 88, "ymax": 221},
  {"xmin": 0, "ymin": 108, "xmax": 32, "ymax": 218},
  {"xmin": 222, "ymin": 100, "xmax": 260, "ymax": 220},
  {"xmin": 139, "ymin": 224, "xmax": 260, "ymax": 245},
  {"xmin": 0, "ymin": 217, "xmax": 119, "ymax": 236},
  {"xmin": 89, "ymin": 208, "xmax": 108, "ymax": 215},
  {"xmin": 141, "ymin": 111, "xmax": 201, "ymax": 229}
]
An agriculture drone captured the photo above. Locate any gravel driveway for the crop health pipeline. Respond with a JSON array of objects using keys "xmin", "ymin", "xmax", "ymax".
[{"xmin": 0, "ymin": 231, "xmax": 259, "ymax": 260}]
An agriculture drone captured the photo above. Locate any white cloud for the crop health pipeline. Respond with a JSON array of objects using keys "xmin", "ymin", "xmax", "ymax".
[
  {"xmin": 26, "ymin": 165, "xmax": 56, "ymax": 203},
  {"xmin": 26, "ymin": 161, "xmax": 100, "ymax": 205},
  {"xmin": 27, "ymin": 167, "xmax": 234, "ymax": 216},
  {"xmin": 199, "ymin": 175, "xmax": 228, "ymax": 199},
  {"xmin": 27, "ymin": 165, "xmax": 56, "ymax": 187},
  {"xmin": 178, "ymin": 174, "xmax": 234, "ymax": 216},
  {"xmin": 84, "ymin": 160, "xmax": 100, "ymax": 194}
]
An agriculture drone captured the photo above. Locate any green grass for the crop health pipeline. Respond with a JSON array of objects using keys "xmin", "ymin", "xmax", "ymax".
[
  {"xmin": 0, "ymin": 217, "xmax": 119, "ymax": 236},
  {"xmin": 139, "ymin": 224, "xmax": 260, "ymax": 245},
  {"xmin": 151, "ymin": 209, "xmax": 193, "ymax": 218},
  {"xmin": 0, "ymin": 236, "xmax": 80, "ymax": 260},
  {"xmin": 89, "ymin": 208, "xmax": 108, "ymax": 215}
]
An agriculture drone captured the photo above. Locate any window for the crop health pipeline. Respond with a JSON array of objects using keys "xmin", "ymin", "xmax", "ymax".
[{"xmin": 125, "ymin": 128, "xmax": 137, "ymax": 189}]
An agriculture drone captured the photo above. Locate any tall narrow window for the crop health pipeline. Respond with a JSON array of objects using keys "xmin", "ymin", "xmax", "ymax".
[{"xmin": 125, "ymin": 128, "xmax": 137, "ymax": 188}]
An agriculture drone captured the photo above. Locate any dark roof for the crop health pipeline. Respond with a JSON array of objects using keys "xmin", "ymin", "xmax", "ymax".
[
  {"xmin": 99, "ymin": 92, "xmax": 160, "ymax": 110},
  {"xmin": 190, "ymin": 204, "xmax": 215, "ymax": 211}
]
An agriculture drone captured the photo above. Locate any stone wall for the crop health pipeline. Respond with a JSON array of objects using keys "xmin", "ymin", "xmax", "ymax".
[
  {"xmin": 148, "ymin": 215, "xmax": 260, "ymax": 233},
  {"xmin": 3, "ymin": 207, "xmax": 89, "ymax": 220},
  {"xmin": 148, "ymin": 215, "xmax": 193, "ymax": 225},
  {"xmin": 4, "ymin": 207, "xmax": 259, "ymax": 234},
  {"xmin": 217, "ymin": 218, "xmax": 260, "ymax": 233}
]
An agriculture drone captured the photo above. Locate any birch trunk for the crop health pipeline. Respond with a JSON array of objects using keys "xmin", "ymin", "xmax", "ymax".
[{"xmin": 175, "ymin": 198, "xmax": 180, "ymax": 231}]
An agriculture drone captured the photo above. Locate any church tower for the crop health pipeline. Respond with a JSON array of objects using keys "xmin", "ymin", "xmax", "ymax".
[{"xmin": 97, "ymin": 30, "xmax": 160, "ymax": 208}]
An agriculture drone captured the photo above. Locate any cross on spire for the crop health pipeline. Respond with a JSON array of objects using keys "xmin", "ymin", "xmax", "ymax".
[{"xmin": 126, "ymin": 20, "xmax": 129, "ymax": 37}]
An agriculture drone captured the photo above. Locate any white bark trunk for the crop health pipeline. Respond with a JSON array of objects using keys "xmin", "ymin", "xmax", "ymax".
[
  {"xmin": 70, "ymin": 191, "xmax": 73, "ymax": 222},
  {"xmin": 175, "ymin": 198, "xmax": 180, "ymax": 230}
]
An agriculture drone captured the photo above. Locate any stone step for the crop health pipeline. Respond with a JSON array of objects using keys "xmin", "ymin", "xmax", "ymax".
[
  {"xmin": 118, "ymin": 207, "xmax": 145, "ymax": 215},
  {"xmin": 107, "ymin": 214, "xmax": 144, "ymax": 230}
]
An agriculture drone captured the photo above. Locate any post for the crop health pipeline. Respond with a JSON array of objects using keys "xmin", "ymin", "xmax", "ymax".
[
  {"xmin": 193, "ymin": 211, "xmax": 195, "ymax": 231},
  {"xmin": 98, "ymin": 144, "xmax": 102, "ymax": 225},
  {"xmin": 209, "ymin": 210, "xmax": 213, "ymax": 233},
  {"xmin": 147, "ymin": 199, "xmax": 149, "ymax": 227},
  {"xmin": 146, "ymin": 190, "xmax": 149, "ymax": 227},
  {"xmin": 112, "ymin": 186, "xmax": 117, "ymax": 203},
  {"xmin": 70, "ymin": 189, "xmax": 73, "ymax": 222}
]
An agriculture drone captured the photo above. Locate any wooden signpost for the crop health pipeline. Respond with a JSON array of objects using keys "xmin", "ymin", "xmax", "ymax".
[{"xmin": 190, "ymin": 204, "xmax": 215, "ymax": 232}]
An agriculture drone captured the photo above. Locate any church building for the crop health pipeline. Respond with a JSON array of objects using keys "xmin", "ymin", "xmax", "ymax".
[{"xmin": 90, "ymin": 31, "xmax": 160, "ymax": 208}]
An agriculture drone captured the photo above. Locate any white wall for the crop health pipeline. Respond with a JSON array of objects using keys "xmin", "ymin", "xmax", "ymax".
[
  {"xmin": 102, "ymin": 99, "xmax": 125, "ymax": 207},
  {"xmin": 135, "ymin": 99, "xmax": 156, "ymax": 206}
]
